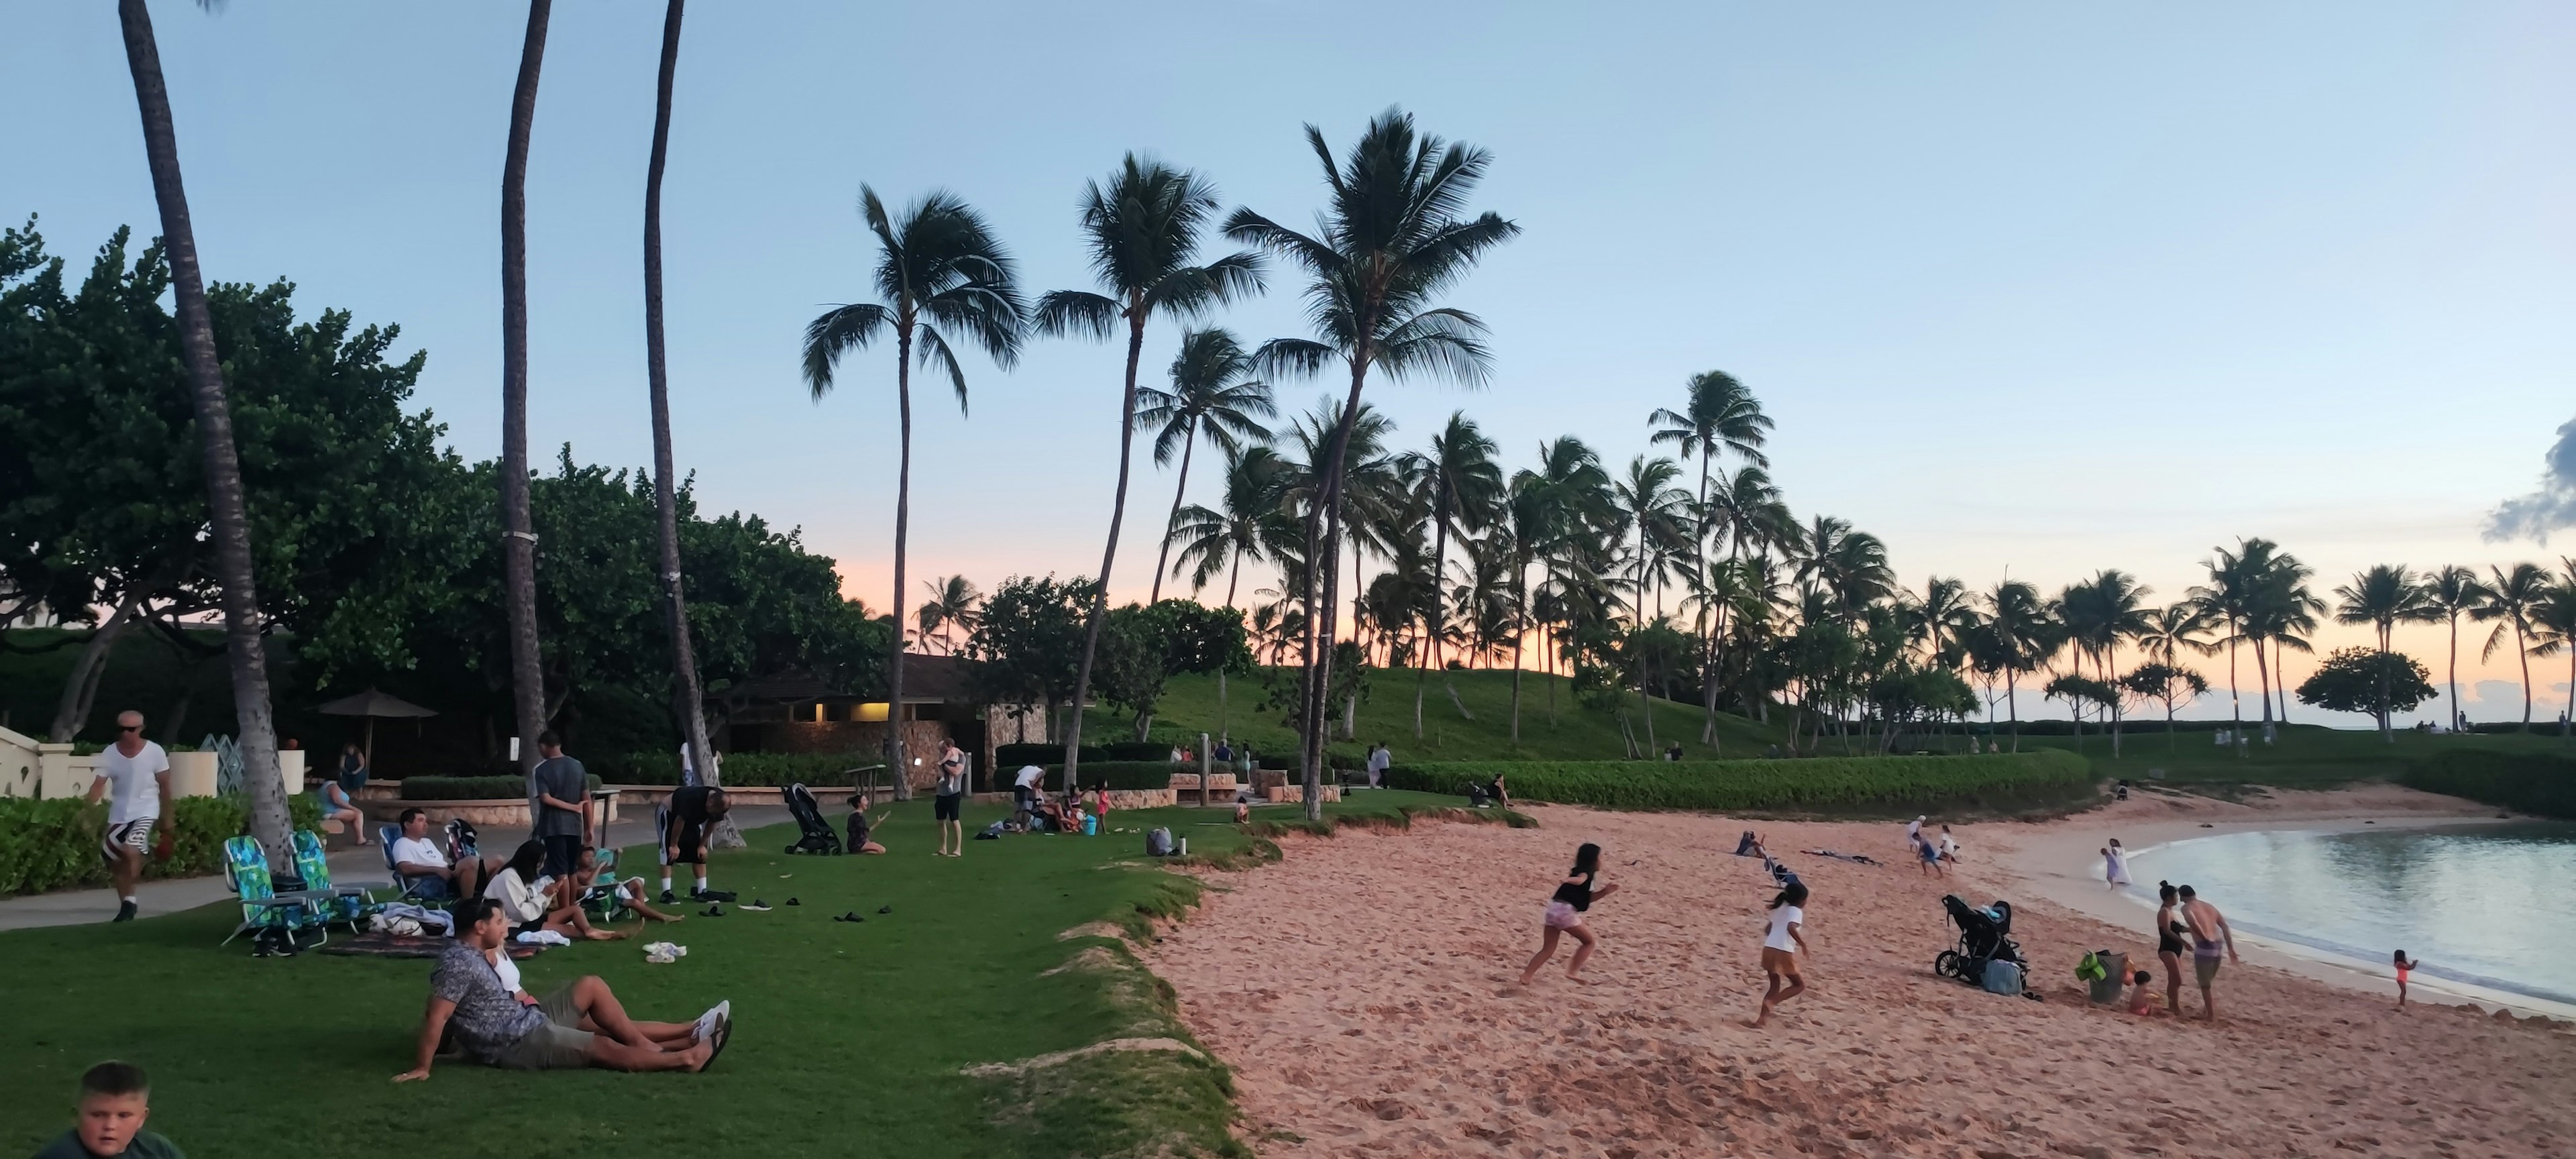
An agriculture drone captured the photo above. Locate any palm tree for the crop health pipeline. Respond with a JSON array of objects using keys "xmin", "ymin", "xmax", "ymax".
[
  {"xmin": 2331, "ymin": 565, "xmax": 2438, "ymax": 740},
  {"xmin": 1139, "ymin": 329, "xmax": 1274, "ymax": 604},
  {"xmin": 1649, "ymin": 371, "xmax": 1772, "ymax": 738},
  {"xmin": 916, "ymin": 575, "xmax": 982, "ymax": 655},
  {"xmin": 1980, "ymin": 580, "xmax": 2049, "ymax": 751},
  {"xmin": 112, "ymin": 0, "xmax": 293, "ymax": 855},
  {"xmin": 2424, "ymin": 565, "xmax": 2483, "ymax": 730},
  {"xmin": 2527, "ymin": 575, "xmax": 2576, "ymax": 740},
  {"xmin": 1393, "ymin": 412, "xmax": 1504, "ymax": 734},
  {"xmin": 803, "ymin": 187, "xmax": 1027, "ymax": 797},
  {"xmin": 1035, "ymin": 156, "xmax": 1264, "ymax": 789},
  {"xmin": 2190, "ymin": 539, "xmax": 2275, "ymax": 746},
  {"xmin": 490, "ymin": 0, "xmax": 555, "ymax": 778},
  {"xmin": 641, "ymin": 0, "xmax": 718, "ymax": 802},
  {"xmin": 1227, "ymin": 107, "xmax": 1517, "ymax": 818},
  {"xmin": 1612, "ymin": 455, "xmax": 1688, "ymax": 744},
  {"xmin": 2471, "ymin": 563, "xmax": 2551, "ymax": 730},
  {"xmin": 2251, "ymin": 553, "xmax": 2322, "ymax": 733}
]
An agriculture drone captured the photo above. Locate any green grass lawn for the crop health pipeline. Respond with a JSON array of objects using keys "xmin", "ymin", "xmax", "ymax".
[
  {"xmin": 0, "ymin": 791, "xmax": 1487, "ymax": 1158},
  {"xmin": 1087, "ymin": 668, "xmax": 1787, "ymax": 764},
  {"xmin": 2001, "ymin": 720, "xmax": 2576, "ymax": 790}
]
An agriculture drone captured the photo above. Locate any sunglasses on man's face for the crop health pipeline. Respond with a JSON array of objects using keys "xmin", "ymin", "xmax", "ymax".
[{"xmin": 119, "ymin": 725, "xmax": 142, "ymax": 733}]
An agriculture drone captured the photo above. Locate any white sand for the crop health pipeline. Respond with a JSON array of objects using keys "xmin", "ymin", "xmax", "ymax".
[{"xmin": 1145, "ymin": 795, "xmax": 2575, "ymax": 1157}]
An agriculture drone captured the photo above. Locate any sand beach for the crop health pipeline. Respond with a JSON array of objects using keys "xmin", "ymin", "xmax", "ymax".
[{"xmin": 1146, "ymin": 791, "xmax": 2575, "ymax": 1157}]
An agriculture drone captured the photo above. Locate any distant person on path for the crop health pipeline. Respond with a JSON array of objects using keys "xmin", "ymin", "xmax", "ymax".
[
  {"xmin": 313, "ymin": 779, "xmax": 367, "ymax": 846},
  {"xmin": 2154, "ymin": 881, "xmax": 2188, "ymax": 1014},
  {"xmin": 1365, "ymin": 742, "xmax": 1391, "ymax": 787},
  {"xmin": 2101, "ymin": 838, "xmax": 2131, "ymax": 890},
  {"xmin": 1517, "ymin": 842, "xmax": 1620, "ymax": 986},
  {"xmin": 1664, "ymin": 741, "xmax": 1683, "ymax": 761},
  {"xmin": 35, "ymin": 1060, "xmax": 184, "ymax": 1159},
  {"xmin": 933, "ymin": 742, "xmax": 967, "ymax": 857},
  {"xmin": 337, "ymin": 740, "xmax": 369, "ymax": 797},
  {"xmin": 1747, "ymin": 880, "xmax": 1811, "ymax": 1027},
  {"xmin": 2394, "ymin": 949, "xmax": 2419, "ymax": 1007},
  {"xmin": 395, "ymin": 898, "xmax": 722, "ymax": 1079},
  {"xmin": 1214, "ymin": 739, "xmax": 1232, "ymax": 765},
  {"xmin": 661, "ymin": 785, "xmax": 731, "ymax": 902},
  {"xmin": 2178, "ymin": 884, "xmax": 2240, "ymax": 1021},
  {"xmin": 389, "ymin": 808, "xmax": 492, "ymax": 899},
  {"xmin": 527, "ymin": 732, "xmax": 590, "ymax": 879},
  {"xmin": 86, "ymin": 710, "xmax": 170, "ymax": 923}
]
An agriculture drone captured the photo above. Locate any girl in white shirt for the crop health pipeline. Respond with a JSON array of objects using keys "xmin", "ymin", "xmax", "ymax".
[
  {"xmin": 1749, "ymin": 881, "xmax": 1809, "ymax": 1027},
  {"xmin": 484, "ymin": 840, "xmax": 625, "ymax": 942}
]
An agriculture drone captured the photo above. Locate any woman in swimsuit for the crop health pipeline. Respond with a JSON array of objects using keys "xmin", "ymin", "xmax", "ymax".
[
  {"xmin": 1748, "ymin": 880, "xmax": 1810, "ymax": 1027},
  {"xmin": 1517, "ymin": 842, "xmax": 1618, "ymax": 987},
  {"xmin": 2154, "ymin": 881, "xmax": 2188, "ymax": 1014}
]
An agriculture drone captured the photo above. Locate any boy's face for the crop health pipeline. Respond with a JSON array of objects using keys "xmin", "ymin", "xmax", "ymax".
[{"xmin": 77, "ymin": 1090, "xmax": 149, "ymax": 1155}]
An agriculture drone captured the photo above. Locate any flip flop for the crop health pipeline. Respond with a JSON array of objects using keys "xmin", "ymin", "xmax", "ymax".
[
  {"xmin": 702, "ymin": 1013, "xmax": 731, "ymax": 1071},
  {"xmin": 701, "ymin": 905, "xmax": 726, "ymax": 918},
  {"xmin": 784, "ymin": 897, "xmax": 800, "ymax": 906},
  {"xmin": 877, "ymin": 905, "xmax": 892, "ymax": 914}
]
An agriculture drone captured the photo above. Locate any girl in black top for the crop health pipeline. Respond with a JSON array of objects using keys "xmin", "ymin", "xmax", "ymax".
[{"xmin": 1517, "ymin": 842, "xmax": 1620, "ymax": 987}]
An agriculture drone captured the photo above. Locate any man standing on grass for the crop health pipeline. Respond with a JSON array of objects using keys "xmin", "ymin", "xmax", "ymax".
[
  {"xmin": 528, "ymin": 731, "xmax": 590, "ymax": 880},
  {"xmin": 87, "ymin": 710, "xmax": 170, "ymax": 924},
  {"xmin": 1364, "ymin": 742, "xmax": 1391, "ymax": 787},
  {"xmin": 933, "ymin": 740, "xmax": 967, "ymax": 857}
]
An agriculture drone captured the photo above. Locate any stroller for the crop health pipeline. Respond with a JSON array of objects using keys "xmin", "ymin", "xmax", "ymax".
[
  {"xmin": 1933, "ymin": 894, "xmax": 2025, "ymax": 984},
  {"xmin": 782, "ymin": 783, "xmax": 845, "ymax": 856}
]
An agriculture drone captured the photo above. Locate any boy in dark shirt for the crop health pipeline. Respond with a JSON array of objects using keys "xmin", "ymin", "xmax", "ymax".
[{"xmin": 36, "ymin": 1061, "xmax": 184, "ymax": 1159}]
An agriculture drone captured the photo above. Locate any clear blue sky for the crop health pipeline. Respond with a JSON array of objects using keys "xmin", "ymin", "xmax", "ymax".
[{"xmin": 7, "ymin": 3, "xmax": 2573, "ymax": 722}]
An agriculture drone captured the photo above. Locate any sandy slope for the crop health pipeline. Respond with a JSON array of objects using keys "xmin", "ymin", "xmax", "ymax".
[{"xmin": 1146, "ymin": 797, "xmax": 2573, "ymax": 1158}]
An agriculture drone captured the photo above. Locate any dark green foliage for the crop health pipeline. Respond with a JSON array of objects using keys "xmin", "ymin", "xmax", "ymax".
[
  {"xmin": 398, "ymin": 773, "xmax": 598, "ymax": 801},
  {"xmin": 2297, "ymin": 647, "xmax": 2436, "ymax": 720},
  {"xmin": 0, "ymin": 793, "xmax": 318, "ymax": 896},
  {"xmin": 996, "ymin": 743, "xmax": 1104, "ymax": 768},
  {"xmin": 1383, "ymin": 751, "xmax": 2094, "ymax": 816},
  {"xmin": 2400, "ymin": 749, "xmax": 2576, "ymax": 819},
  {"xmin": 969, "ymin": 575, "xmax": 1093, "ymax": 717},
  {"xmin": 588, "ymin": 751, "xmax": 875, "ymax": 787},
  {"xmin": 1101, "ymin": 740, "xmax": 1174, "ymax": 761},
  {"xmin": 1032, "ymin": 761, "xmax": 1191, "ymax": 790}
]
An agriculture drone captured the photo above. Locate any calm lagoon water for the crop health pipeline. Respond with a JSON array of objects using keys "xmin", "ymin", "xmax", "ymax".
[{"xmin": 2127, "ymin": 822, "xmax": 2576, "ymax": 1007}]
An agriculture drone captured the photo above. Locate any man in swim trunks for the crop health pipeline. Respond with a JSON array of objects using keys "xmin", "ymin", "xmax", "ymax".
[
  {"xmin": 86, "ymin": 710, "xmax": 171, "ymax": 923},
  {"xmin": 2177, "ymin": 884, "xmax": 2239, "ymax": 1022}
]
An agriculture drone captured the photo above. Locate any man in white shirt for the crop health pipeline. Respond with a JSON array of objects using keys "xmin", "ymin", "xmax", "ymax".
[
  {"xmin": 390, "ymin": 807, "xmax": 489, "ymax": 899},
  {"xmin": 86, "ymin": 710, "xmax": 171, "ymax": 922},
  {"xmin": 1012, "ymin": 765, "xmax": 1045, "ymax": 824},
  {"xmin": 1364, "ymin": 742, "xmax": 1391, "ymax": 787}
]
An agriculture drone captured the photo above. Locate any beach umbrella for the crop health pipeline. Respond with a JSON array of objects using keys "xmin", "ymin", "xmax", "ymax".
[{"xmin": 314, "ymin": 688, "xmax": 439, "ymax": 769}]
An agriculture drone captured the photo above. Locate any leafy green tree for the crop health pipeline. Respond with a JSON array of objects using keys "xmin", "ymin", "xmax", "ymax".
[
  {"xmin": 2119, "ymin": 663, "xmax": 2209, "ymax": 751},
  {"xmin": 804, "ymin": 186, "xmax": 1027, "ymax": 796},
  {"xmin": 1140, "ymin": 329, "xmax": 1274, "ymax": 604},
  {"xmin": 914, "ymin": 575, "xmax": 981, "ymax": 655},
  {"xmin": 966, "ymin": 575, "xmax": 1092, "ymax": 747},
  {"xmin": 2296, "ymin": 647, "xmax": 2434, "ymax": 727},
  {"xmin": 1227, "ymin": 108, "xmax": 1517, "ymax": 818},
  {"xmin": 2043, "ymin": 673, "xmax": 2119, "ymax": 753},
  {"xmin": 2331, "ymin": 565, "xmax": 2438, "ymax": 742}
]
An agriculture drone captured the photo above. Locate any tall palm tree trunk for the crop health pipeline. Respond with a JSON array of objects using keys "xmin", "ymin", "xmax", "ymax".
[
  {"xmin": 883, "ymin": 323, "xmax": 916, "ymax": 798},
  {"xmin": 117, "ymin": 0, "xmax": 292, "ymax": 856},
  {"xmin": 1064, "ymin": 317, "xmax": 1148, "ymax": 794},
  {"xmin": 496, "ymin": 0, "xmax": 552, "ymax": 775},
  {"xmin": 1146, "ymin": 416, "xmax": 1198, "ymax": 605},
  {"xmin": 643, "ymin": 0, "xmax": 731, "ymax": 842},
  {"xmin": 2445, "ymin": 612, "xmax": 2460, "ymax": 730},
  {"xmin": 2516, "ymin": 623, "xmax": 2533, "ymax": 730},
  {"xmin": 1296, "ymin": 362, "xmax": 1370, "ymax": 822}
]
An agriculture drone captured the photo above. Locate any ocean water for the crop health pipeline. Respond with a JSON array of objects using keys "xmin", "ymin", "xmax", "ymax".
[{"xmin": 2125, "ymin": 822, "xmax": 2576, "ymax": 1008}]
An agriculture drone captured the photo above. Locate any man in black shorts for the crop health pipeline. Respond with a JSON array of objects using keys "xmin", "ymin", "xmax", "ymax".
[
  {"xmin": 933, "ymin": 741, "xmax": 967, "ymax": 857},
  {"xmin": 659, "ymin": 785, "xmax": 732, "ymax": 903}
]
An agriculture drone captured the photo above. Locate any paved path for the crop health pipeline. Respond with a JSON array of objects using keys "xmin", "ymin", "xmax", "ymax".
[{"xmin": 0, "ymin": 805, "xmax": 790, "ymax": 932}]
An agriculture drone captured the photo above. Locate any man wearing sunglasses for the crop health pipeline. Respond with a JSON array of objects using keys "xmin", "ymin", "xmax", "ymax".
[{"xmin": 86, "ymin": 710, "xmax": 172, "ymax": 922}]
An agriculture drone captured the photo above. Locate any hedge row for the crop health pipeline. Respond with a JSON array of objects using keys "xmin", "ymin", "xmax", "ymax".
[
  {"xmin": 1383, "ymin": 751, "xmax": 2094, "ymax": 816},
  {"xmin": 995, "ymin": 741, "xmax": 1174, "ymax": 767},
  {"xmin": 1, "ymin": 793, "xmax": 323, "ymax": 897},
  {"xmin": 1028, "ymin": 762, "xmax": 1204, "ymax": 791},
  {"xmin": 2399, "ymin": 750, "xmax": 2576, "ymax": 819},
  {"xmin": 400, "ymin": 773, "xmax": 603, "ymax": 801},
  {"xmin": 586, "ymin": 751, "xmax": 877, "ymax": 787}
]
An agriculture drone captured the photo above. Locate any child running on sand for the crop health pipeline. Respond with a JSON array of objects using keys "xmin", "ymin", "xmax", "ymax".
[
  {"xmin": 2395, "ymin": 950, "xmax": 2418, "ymax": 1007},
  {"xmin": 1748, "ymin": 881, "xmax": 1809, "ymax": 1026},
  {"xmin": 1517, "ymin": 842, "xmax": 1619, "ymax": 987}
]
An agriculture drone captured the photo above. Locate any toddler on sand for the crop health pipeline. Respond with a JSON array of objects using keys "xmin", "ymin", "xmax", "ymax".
[{"xmin": 2126, "ymin": 969, "xmax": 2160, "ymax": 1015}]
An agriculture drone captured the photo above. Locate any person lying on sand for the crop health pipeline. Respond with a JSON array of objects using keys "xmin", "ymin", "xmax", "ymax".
[
  {"xmin": 1748, "ymin": 880, "xmax": 1810, "ymax": 1027},
  {"xmin": 1517, "ymin": 842, "xmax": 1619, "ymax": 987}
]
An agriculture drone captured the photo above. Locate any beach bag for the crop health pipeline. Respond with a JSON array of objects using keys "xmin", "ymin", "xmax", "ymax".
[
  {"xmin": 1981, "ymin": 957, "xmax": 2025, "ymax": 997},
  {"xmin": 2075, "ymin": 950, "xmax": 2108, "ymax": 983},
  {"xmin": 1145, "ymin": 827, "xmax": 1175, "ymax": 857}
]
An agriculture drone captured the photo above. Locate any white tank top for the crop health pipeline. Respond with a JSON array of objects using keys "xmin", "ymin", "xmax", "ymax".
[{"xmin": 1764, "ymin": 905, "xmax": 1804, "ymax": 952}]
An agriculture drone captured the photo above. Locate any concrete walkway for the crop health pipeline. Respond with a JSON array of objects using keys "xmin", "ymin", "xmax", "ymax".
[{"xmin": 0, "ymin": 805, "xmax": 790, "ymax": 932}]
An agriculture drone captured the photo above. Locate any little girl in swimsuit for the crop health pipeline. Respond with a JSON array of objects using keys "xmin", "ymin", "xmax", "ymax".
[
  {"xmin": 2394, "ymin": 950, "xmax": 2418, "ymax": 1007},
  {"xmin": 1517, "ymin": 842, "xmax": 1619, "ymax": 987}
]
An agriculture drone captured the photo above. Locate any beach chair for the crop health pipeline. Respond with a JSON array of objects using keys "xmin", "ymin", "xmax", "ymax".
[
  {"xmin": 378, "ymin": 824, "xmax": 444, "ymax": 903},
  {"xmin": 220, "ymin": 836, "xmax": 335, "ymax": 954},
  {"xmin": 580, "ymin": 847, "xmax": 637, "ymax": 923},
  {"xmin": 290, "ymin": 829, "xmax": 388, "ymax": 930}
]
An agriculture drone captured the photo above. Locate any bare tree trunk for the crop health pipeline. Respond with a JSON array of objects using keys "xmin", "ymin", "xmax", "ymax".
[
  {"xmin": 884, "ymin": 323, "xmax": 916, "ymax": 799},
  {"xmin": 497, "ymin": 0, "xmax": 553, "ymax": 778},
  {"xmin": 643, "ymin": 0, "xmax": 733, "ymax": 846},
  {"xmin": 51, "ymin": 588, "xmax": 147, "ymax": 742},
  {"xmin": 1148, "ymin": 418, "xmax": 1197, "ymax": 606},
  {"xmin": 117, "ymin": 0, "xmax": 292, "ymax": 857},
  {"xmin": 1297, "ymin": 361, "xmax": 1369, "ymax": 823},
  {"xmin": 1065, "ymin": 315, "xmax": 1148, "ymax": 796}
]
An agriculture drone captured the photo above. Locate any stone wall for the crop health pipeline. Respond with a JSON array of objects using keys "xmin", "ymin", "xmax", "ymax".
[{"xmin": 756, "ymin": 721, "xmax": 952, "ymax": 789}]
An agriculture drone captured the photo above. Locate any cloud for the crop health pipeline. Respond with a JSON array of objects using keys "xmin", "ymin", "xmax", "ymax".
[{"xmin": 2483, "ymin": 414, "xmax": 2576, "ymax": 543}]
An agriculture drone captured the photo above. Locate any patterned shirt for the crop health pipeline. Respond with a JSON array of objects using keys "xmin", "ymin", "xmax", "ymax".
[{"xmin": 429, "ymin": 942, "xmax": 543, "ymax": 1062}]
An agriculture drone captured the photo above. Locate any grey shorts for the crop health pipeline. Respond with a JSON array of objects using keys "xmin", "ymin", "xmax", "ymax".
[
  {"xmin": 2194, "ymin": 952, "xmax": 2223, "ymax": 985},
  {"xmin": 490, "ymin": 985, "xmax": 595, "ymax": 1070}
]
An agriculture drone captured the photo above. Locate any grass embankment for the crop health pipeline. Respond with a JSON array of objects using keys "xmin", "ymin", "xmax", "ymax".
[
  {"xmin": 1385, "ymin": 750, "xmax": 2094, "ymax": 818},
  {"xmin": 2000, "ymin": 722, "xmax": 2576, "ymax": 792},
  {"xmin": 2398, "ymin": 749, "xmax": 2576, "ymax": 819},
  {"xmin": 1083, "ymin": 668, "xmax": 1788, "ymax": 763},
  {"xmin": 0, "ymin": 789, "xmax": 1481, "ymax": 1158}
]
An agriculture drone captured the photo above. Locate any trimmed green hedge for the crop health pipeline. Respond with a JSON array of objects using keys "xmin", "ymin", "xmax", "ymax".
[
  {"xmin": 1383, "ymin": 751, "xmax": 2095, "ymax": 816},
  {"xmin": 1033, "ymin": 762, "xmax": 1199, "ymax": 791},
  {"xmin": 997, "ymin": 743, "xmax": 1104, "ymax": 767},
  {"xmin": 1, "ymin": 793, "xmax": 323, "ymax": 897},
  {"xmin": 400, "ymin": 773, "xmax": 602, "ymax": 802},
  {"xmin": 2400, "ymin": 750, "xmax": 2576, "ymax": 819},
  {"xmin": 586, "ymin": 752, "xmax": 875, "ymax": 787}
]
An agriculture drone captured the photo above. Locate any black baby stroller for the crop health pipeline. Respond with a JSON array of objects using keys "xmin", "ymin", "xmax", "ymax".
[
  {"xmin": 782, "ymin": 782, "xmax": 844, "ymax": 856},
  {"xmin": 1933, "ymin": 894, "xmax": 2025, "ymax": 983}
]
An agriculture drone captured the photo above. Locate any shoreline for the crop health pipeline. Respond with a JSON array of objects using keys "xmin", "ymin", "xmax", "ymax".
[{"xmin": 1968, "ymin": 785, "xmax": 2576, "ymax": 1021}]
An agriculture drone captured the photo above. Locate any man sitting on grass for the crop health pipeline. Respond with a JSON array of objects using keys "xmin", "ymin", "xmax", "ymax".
[
  {"xmin": 396, "ymin": 898, "xmax": 727, "ymax": 1079},
  {"xmin": 388, "ymin": 808, "xmax": 490, "ymax": 899},
  {"xmin": 36, "ymin": 1060, "xmax": 183, "ymax": 1159}
]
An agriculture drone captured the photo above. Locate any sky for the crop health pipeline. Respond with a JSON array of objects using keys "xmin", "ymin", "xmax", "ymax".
[{"xmin": 6, "ymin": 2, "xmax": 2574, "ymax": 726}]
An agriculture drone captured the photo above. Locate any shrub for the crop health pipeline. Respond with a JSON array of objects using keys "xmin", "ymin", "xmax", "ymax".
[
  {"xmin": 1032, "ymin": 761, "xmax": 1199, "ymax": 791},
  {"xmin": 1, "ymin": 793, "xmax": 322, "ymax": 897},
  {"xmin": 592, "ymin": 751, "xmax": 877, "ymax": 787},
  {"xmin": 400, "ymin": 773, "xmax": 602, "ymax": 802},
  {"xmin": 1101, "ymin": 740, "xmax": 1173, "ymax": 761},
  {"xmin": 1383, "ymin": 751, "xmax": 2094, "ymax": 816},
  {"xmin": 2400, "ymin": 750, "xmax": 2576, "ymax": 819},
  {"xmin": 996, "ymin": 743, "xmax": 1106, "ymax": 767}
]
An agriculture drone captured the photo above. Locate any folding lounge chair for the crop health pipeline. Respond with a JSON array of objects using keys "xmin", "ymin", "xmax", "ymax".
[
  {"xmin": 580, "ymin": 847, "xmax": 637, "ymax": 923},
  {"xmin": 290, "ymin": 829, "xmax": 388, "ymax": 931},
  {"xmin": 220, "ymin": 836, "xmax": 335, "ymax": 952},
  {"xmin": 378, "ymin": 824, "xmax": 445, "ymax": 903}
]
